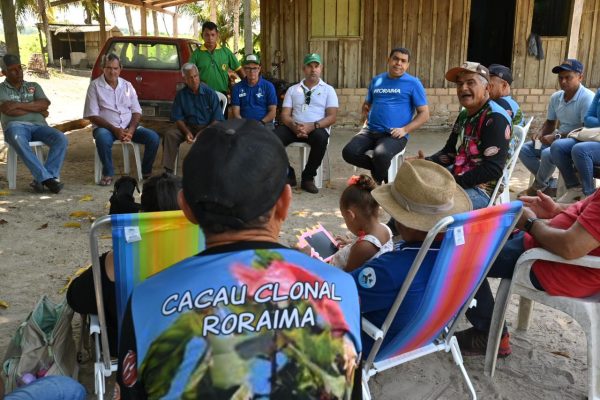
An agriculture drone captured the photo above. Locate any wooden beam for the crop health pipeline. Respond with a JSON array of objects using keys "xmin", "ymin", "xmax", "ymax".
[
  {"xmin": 172, "ymin": 13, "xmax": 178, "ymax": 37},
  {"xmin": 1, "ymin": 0, "xmax": 20, "ymax": 56},
  {"xmin": 105, "ymin": 0, "xmax": 174, "ymax": 15},
  {"xmin": 140, "ymin": 6, "xmax": 148, "ymax": 35},
  {"xmin": 568, "ymin": 0, "xmax": 584, "ymax": 58},
  {"xmin": 49, "ymin": 0, "xmax": 80, "ymax": 6}
]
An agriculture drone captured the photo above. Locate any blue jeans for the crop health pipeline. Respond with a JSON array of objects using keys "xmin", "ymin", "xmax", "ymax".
[
  {"xmin": 463, "ymin": 186, "xmax": 491, "ymax": 210},
  {"xmin": 93, "ymin": 126, "xmax": 160, "ymax": 177},
  {"xmin": 519, "ymin": 141, "xmax": 556, "ymax": 188},
  {"xmin": 551, "ymin": 138, "xmax": 600, "ymax": 195},
  {"xmin": 4, "ymin": 121, "xmax": 68, "ymax": 183},
  {"xmin": 6, "ymin": 376, "xmax": 86, "ymax": 400}
]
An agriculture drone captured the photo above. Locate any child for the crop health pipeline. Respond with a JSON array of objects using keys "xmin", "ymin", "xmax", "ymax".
[{"xmin": 331, "ymin": 174, "xmax": 393, "ymax": 271}]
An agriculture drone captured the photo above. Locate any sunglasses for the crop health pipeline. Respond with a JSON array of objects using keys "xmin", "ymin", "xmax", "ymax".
[{"xmin": 305, "ymin": 90, "xmax": 312, "ymax": 105}]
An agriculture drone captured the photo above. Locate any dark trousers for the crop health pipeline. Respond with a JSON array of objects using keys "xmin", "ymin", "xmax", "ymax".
[
  {"xmin": 274, "ymin": 125, "xmax": 329, "ymax": 181},
  {"xmin": 466, "ymin": 232, "xmax": 545, "ymax": 333},
  {"xmin": 342, "ymin": 128, "xmax": 408, "ymax": 183}
]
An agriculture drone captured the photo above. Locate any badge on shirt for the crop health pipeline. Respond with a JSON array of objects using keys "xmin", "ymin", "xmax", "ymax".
[
  {"xmin": 301, "ymin": 103, "xmax": 308, "ymax": 112},
  {"xmin": 222, "ymin": 63, "xmax": 227, "ymax": 71},
  {"xmin": 27, "ymin": 86, "xmax": 35, "ymax": 94},
  {"xmin": 358, "ymin": 267, "xmax": 376, "ymax": 289}
]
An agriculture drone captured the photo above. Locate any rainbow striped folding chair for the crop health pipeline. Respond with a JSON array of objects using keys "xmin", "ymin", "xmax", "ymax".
[
  {"xmin": 88, "ymin": 210, "xmax": 205, "ymax": 399},
  {"xmin": 361, "ymin": 201, "xmax": 522, "ymax": 400}
]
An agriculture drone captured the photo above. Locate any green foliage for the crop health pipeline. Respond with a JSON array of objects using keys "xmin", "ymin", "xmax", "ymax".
[{"xmin": 0, "ymin": 33, "xmax": 44, "ymax": 65}]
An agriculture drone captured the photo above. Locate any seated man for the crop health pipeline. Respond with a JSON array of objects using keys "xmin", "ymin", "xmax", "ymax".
[
  {"xmin": 84, "ymin": 54, "xmax": 160, "ymax": 186},
  {"xmin": 0, "ymin": 54, "xmax": 67, "ymax": 193},
  {"xmin": 275, "ymin": 53, "xmax": 338, "ymax": 194},
  {"xmin": 425, "ymin": 62, "xmax": 511, "ymax": 209},
  {"xmin": 162, "ymin": 63, "xmax": 224, "ymax": 173},
  {"xmin": 457, "ymin": 189, "xmax": 600, "ymax": 356},
  {"xmin": 518, "ymin": 59, "xmax": 594, "ymax": 198},
  {"xmin": 231, "ymin": 54, "xmax": 277, "ymax": 129},
  {"xmin": 116, "ymin": 119, "xmax": 362, "ymax": 399},
  {"xmin": 342, "ymin": 47, "xmax": 430, "ymax": 183},
  {"xmin": 352, "ymin": 159, "xmax": 472, "ymax": 355}
]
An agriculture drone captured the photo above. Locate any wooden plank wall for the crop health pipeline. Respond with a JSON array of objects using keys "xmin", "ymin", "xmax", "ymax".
[{"xmin": 261, "ymin": 0, "xmax": 586, "ymax": 89}]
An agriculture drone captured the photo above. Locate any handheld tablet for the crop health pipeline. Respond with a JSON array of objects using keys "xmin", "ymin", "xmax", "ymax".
[{"xmin": 297, "ymin": 223, "xmax": 339, "ymax": 262}]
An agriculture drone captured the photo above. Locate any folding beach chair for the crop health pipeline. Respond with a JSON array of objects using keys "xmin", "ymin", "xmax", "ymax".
[
  {"xmin": 361, "ymin": 201, "xmax": 522, "ymax": 400},
  {"xmin": 88, "ymin": 210, "xmax": 205, "ymax": 399},
  {"xmin": 488, "ymin": 117, "xmax": 533, "ymax": 206}
]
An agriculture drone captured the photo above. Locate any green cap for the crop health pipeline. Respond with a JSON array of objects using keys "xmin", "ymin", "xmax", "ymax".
[
  {"xmin": 242, "ymin": 54, "xmax": 260, "ymax": 65},
  {"xmin": 303, "ymin": 53, "xmax": 321, "ymax": 65}
]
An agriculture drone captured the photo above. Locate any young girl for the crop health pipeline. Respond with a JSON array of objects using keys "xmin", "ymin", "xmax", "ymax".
[{"xmin": 331, "ymin": 174, "xmax": 394, "ymax": 271}]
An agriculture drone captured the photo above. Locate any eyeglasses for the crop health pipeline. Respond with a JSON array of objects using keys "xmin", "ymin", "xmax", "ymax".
[
  {"xmin": 305, "ymin": 90, "xmax": 312, "ymax": 105},
  {"xmin": 243, "ymin": 67, "xmax": 260, "ymax": 72}
]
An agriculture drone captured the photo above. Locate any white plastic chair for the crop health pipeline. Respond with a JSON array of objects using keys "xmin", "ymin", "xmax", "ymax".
[
  {"xmin": 488, "ymin": 117, "xmax": 533, "ymax": 206},
  {"xmin": 288, "ymin": 142, "xmax": 330, "ymax": 189},
  {"xmin": 173, "ymin": 91, "xmax": 227, "ymax": 175},
  {"xmin": 353, "ymin": 148, "xmax": 406, "ymax": 183},
  {"xmin": 6, "ymin": 141, "xmax": 46, "ymax": 189},
  {"xmin": 484, "ymin": 248, "xmax": 600, "ymax": 400},
  {"xmin": 93, "ymin": 140, "xmax": 143, "ymax": 184}
]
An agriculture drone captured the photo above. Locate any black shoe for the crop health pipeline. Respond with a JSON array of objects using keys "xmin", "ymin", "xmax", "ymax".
[
  {"xmin": 301, "ymin": 179, "xmax": 319, "ymax": 194},
  {"xmin": 42, "ymin": 178, "xmax": 64, "ymax": 194},
  {"xmin": 30, "ymin": 180, "xmax": 45, "ymax": 193},
  {"xmin": 287, "ymin": 167, "xmax": 297, "ymax": 187}
]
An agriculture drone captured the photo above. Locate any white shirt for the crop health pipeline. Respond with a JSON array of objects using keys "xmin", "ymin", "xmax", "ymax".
[
  {"xmin": 282, "ymin": 78, "xmax": 338, "ymax": 131},
  {"xmin": 83, "ymin": 75, "xmax": 142, "ymax": 129}
]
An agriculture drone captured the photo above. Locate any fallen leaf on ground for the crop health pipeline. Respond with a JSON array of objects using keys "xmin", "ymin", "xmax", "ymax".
[
  {"xmin": 37, "ymin": 222, "xmax": 48, "ymax": 230},
  {"xmin": 0, "ymin": 300, "xmax": 8, "ymax": 309},
  {"xmin": 550, "ymin": 351, "xmax": 571, "ymax": 358},
  {"xmin": 79, "ymin": 195, "xmax": 93, "ymax": 202},
  {"xmin": 0, "ymin": 219, "xmax": 7, "ymax": 225},
  {"xmin": 63, "ymin": 222, "xmax": 81, "ymax": 228},
  {"xmin": 69, "ymin": 211, "xmax": 94, "ymax": 218}
]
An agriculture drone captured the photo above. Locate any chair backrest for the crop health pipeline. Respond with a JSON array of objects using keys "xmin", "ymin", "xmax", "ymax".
[
  {"xmin": 488, "ymin": 117, "xmax": 533, "ymax": 205},
  {"xmin": 216, "ymin": 91, "xmax": 228, "ymax": 115},
  {"xmin": 367, "ymin": 201, "xmax": 522, "ymax": 363}
]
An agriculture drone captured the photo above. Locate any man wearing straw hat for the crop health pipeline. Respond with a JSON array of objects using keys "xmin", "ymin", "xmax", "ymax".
[{"xmin": 351, "ymin": 159, "xmax": 472, "ymax": 355}]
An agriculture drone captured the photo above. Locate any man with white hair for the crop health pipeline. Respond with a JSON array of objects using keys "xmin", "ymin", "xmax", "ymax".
[{"xmin": 162, "ymin": 63, "xmax": 224, "ymax": 173}]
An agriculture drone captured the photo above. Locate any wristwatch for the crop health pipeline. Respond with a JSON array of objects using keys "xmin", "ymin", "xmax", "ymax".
[
  {"xmin": 524, "ymin": 217, "xmax": 541, "ymax": 233},
  {"xmin": 554, "ymin": 132, "xmax": 562, "ymax": 140},
  {"xmin": 314, "ymin": 121, "xmax": 321, "ymax": 129}
]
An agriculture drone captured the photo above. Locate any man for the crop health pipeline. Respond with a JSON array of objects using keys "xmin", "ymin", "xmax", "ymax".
[
  {"xmin": 189, "ymin": 21, "xmax": 244, "ymax": 95},
  {"xmin": 162, "ymin": 63, "xmax": 224, "ymax": 173},
  {"xmin": 424, "ymin": 62, "xmax": 512, "ymax": 209},
  {"xmin": 275, "ymin": 53, "xmax": 338, "ymax": 194},
  {"xmin": 352, "ymin": 159, "xmax": 472, "ymax": 356},
  {"xmin": 342, "ymin": 47, "xmax": 430, "ymax": 183},
  {"xmin": 457, "ymin": 189, "xmax": 600, "ymax": 356},
  {"xmin": 0, "ymin": 54, "xmax": 67, "ymax": 193},
  {"xmin": 116, "ymin": 119, "xmax": 362, "ymax": 399},
  {"xmin": 84, "ymin": 54, "xmax": 160, "ymax": 186},
  {"xmin": 488, "ymin": 64, "xmax": 523, "ymax": 127},
  {"xmin": 231, "ymin": 54, "xmax": 277, "ymax": 128},
  {"xmin": 518, "ymin": 59, "xmax": 594, "ymax": 198}
]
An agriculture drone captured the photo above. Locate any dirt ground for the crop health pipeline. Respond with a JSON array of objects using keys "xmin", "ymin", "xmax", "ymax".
[{"xmin": 0, "ymin": 70, "xmax": 591, "ymax": 399}]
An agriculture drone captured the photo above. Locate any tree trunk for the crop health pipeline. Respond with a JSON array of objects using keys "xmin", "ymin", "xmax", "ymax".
[
  {"xmin": 243, "ymin": 0, "xmax": 252, "ymax": 55},
  {"xmin": 232, "ymin": 0, "xmax": 240, "ymax": 53},
  {"xmin": 152, "ymin": 11, "xmax": 159, "ymax": 36},
  {"xmin": 36, "ymin": 0, "xmax": 54, "ymax": 65},
  {"xmin": 125, "ymin": 6, "xmax": 135, "ymax": 35},
  {"xmin": 1, "ymin": 0, "xmax": 20, "ymax": 57},
  {"xmin": 209, "ymin": 0, "xmax": 217, "ymax": 23},
  {"xmin": 192, "ymin": 16, "xmax": 198, "ymax": 39}
]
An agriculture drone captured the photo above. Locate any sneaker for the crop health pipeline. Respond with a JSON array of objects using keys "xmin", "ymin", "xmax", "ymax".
[
  {"xmin": 287, "ymin": 167, "xmax": 297, "ymax": 187},
  {"xmin": 300, "ymin": 179, "xmax": 319, "ymax": 194},
  {"xmin": 455, "ymin": 327, "xmax": 512, "ymax": 357},
  {"xmin": 42, "ymin": 178, "xmax": 64, "ymax": 194},
  {"xmin": 29, "ymin": 180, "xmax": 45, "ymax": 193},
  {"xmin": 556, "ymin": 187, "xmax": 584, "ymax": 203}
]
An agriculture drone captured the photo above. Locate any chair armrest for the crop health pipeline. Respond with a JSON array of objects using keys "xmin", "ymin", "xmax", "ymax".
[
  {"xmin": 362, "ymin": 317, "xmax": 383, "ymax": 341},
  {"xmin": 89, "ymin": 314, "xmax": 100, "ymax": 335},
  {"xmin": 517, "ymin": 248, "xmax": 600, "ymax": 269}
]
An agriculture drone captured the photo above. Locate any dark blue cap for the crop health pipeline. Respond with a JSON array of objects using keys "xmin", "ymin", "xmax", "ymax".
[
  {"xmin": 552, "ymin": 59, "xmax": 584, "ymax": 74},
  {"xmin": 488, "ymin": 64, "xmax": 513, "ymax": 84}
]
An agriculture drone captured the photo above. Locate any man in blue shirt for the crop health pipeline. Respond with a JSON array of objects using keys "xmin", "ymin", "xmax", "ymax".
[
  {"xmin": 351, "ymin": 159, "xmax": 472, "ymax": 356},
  {"xmin": 162, "ymin": 63, "xmax": 224, "ymax": 173},
  {"xmin": 231, "ymin": 54, "xmax": 277, "ymax": 129},
  {"xmin": 342, "ymin": 47, "xmax": 430, "ymax": 183},
  {"xmin": 518, "ymin": 59, "xmax": 594, "ymax": 199}
]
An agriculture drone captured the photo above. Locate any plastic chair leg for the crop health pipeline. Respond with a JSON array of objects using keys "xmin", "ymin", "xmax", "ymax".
[
  {"xmin": 131, "ymin": 143, "xmax": 143, "ymax": 181},
  {"xmin": 517, "ymin": 297, "xmax": 534, "ymax": 331},
  {"xmin": 484, "ymin": 278, "xmax": 512, "ymax": 377},
  {"xmin": 121, "ymin": 143, "xmax": 131, "ymax": 175},
  {"xmin": 450, "ymin": 336, "xmax": 477, "ymax": 399},
  {"xmin": 587, "ymin": 318, "xmax": 600, "ymax": 400},
  {"xmin": 7, "ymin": 146, "xmax": 17, "ymax": 190}
]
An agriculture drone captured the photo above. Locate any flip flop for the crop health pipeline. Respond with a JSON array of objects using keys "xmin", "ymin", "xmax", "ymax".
[{"xmin": 99, "ymin": 176, "xmax": 113, "ymax": 186}]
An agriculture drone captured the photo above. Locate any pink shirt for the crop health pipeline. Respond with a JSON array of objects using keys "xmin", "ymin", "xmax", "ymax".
[{"xmin": 83, "ymin": 75, "xmax": 142, "ymax": 129}]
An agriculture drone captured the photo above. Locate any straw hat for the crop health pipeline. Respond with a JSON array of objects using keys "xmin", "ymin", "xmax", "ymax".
[{"xmin": 372, "ymin": 159, "xmax": 472, "ymax": 232}]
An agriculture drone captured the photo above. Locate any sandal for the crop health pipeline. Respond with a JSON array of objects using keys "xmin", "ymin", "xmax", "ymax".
[{"xmin": 99, "ymin": 176, "xmax": 113, "ymax": 186}]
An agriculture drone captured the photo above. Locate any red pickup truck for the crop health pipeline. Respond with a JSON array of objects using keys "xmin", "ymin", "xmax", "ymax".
[{"xmin": 91, "ymin": 36, "xmax": 201, "ymax": 119}]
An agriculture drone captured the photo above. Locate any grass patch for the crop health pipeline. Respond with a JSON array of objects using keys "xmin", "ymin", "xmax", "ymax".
[{"xmin": 0, "ymin": 33, "xmax": 45, "ymax": 65}]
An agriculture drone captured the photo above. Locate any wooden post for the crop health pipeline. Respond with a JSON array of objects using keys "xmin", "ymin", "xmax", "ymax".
[
  {"xmin": 152, "ymin": 11, "xmax": 159, "ymax": 36},
  {"xmin": 141, "ymin": 6, "xmax": 148, "ymax": 36},
  {"xmin": 0, "ymin": 0, "xmax": 19, "ymax": 57},
  {"xmin": 99, "ymin": 0, "xmax": 107, "ymax": 49},
  {"xmin": 36, "ymin": 0, "xmax": 54, "ymax": 65},
  {"xmin": 568, "ymin": 0, "xmax": 584, "ymax": 58},
  {"xmin": 173, "ymin": 13, "xmax": 179, "ymax": 38},
  {"xmin": 243, "ymin": 0, "xmax": 252, "ymax": 53}
]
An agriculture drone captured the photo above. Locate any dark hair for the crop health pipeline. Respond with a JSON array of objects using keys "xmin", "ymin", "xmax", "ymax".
[
  {"xmin": 141, "ymin": 173, "xmax": 182, "ymax": 212},
  {"xmin": 101, "ymin": 53, "xmax": 122, "ymax": 68},
  {"xmin": 202, "ymin": 21, "xmax": 219, "ymax": 33},
  {"xmin": 340, "ymin": 175, "xmax": 379, "ymax": 218},
  {"xmin": 389, "ymin": 47, "xmax": 410, "ymax": 61}
]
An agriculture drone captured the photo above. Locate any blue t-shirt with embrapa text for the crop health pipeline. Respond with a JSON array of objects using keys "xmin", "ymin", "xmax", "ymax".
[
  {"xmin": 231, "ymin": 77, "xmax": 278, "ymax": 122},
  {"xmin": 366, "ymin": 72, "xmax": 428, "ymax": 134}
]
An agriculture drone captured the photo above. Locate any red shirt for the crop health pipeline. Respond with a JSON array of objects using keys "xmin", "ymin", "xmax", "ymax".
[{"xmin": 525, "ymin": 190, "xmax": 600, "ymax": 298}]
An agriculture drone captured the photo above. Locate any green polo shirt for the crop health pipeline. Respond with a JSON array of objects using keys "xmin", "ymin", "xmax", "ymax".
[
  {"xmin": 0, "ymin": 80, "xmax": 48, "ymax": 130},
  {"xmin": 189, "ymin": 43, "xmax": 241, "ymax": 94}
]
